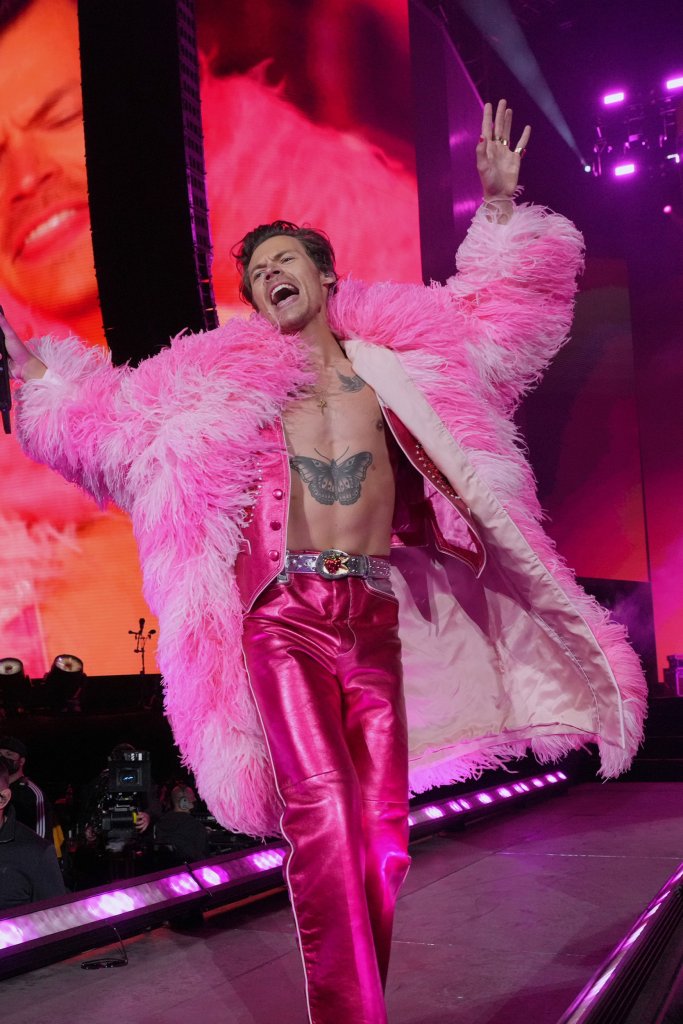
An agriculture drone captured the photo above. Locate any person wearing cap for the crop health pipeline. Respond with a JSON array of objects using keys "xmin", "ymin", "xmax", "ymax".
[
  {"xmin": 0, "ymin": 735, "xmax": 53, "ymax": 839},
  {"xmin": 0, "ymin": 760, "xmax": 65, "ymax": 911}
]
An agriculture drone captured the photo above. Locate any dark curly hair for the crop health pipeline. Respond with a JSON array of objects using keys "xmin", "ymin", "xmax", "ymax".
[{"xmin": 232, "ymin": 220, "xmax": 338, "ymax": 308}]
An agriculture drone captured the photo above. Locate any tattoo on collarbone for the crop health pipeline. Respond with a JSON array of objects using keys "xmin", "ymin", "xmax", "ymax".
[
  {"xmin": 336, "ymin": 369, "xmax": 366, "ymax": 393},
  {"xmin": 289, "ymin": 448, "xmax": 373, "ymax": 505}
]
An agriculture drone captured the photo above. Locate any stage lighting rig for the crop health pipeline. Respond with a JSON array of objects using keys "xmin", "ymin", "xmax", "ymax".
[
  {"xmin": 592, "ymin": 75, "xmax": 683, "ymax": 190},
  {"xmin": 0, "ymin": 658, "xmax": 31, "ymax": 715},
  {"xmin": 34, "ymin": 654, "xmax": 85, "ymax": 714}
]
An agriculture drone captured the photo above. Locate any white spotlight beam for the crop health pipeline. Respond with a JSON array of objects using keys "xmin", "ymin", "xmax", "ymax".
[{"xmin": 459, "ymin": 0, "xmax": 585, "ymax": 164}]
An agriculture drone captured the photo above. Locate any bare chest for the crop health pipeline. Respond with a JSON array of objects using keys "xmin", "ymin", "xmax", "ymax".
[
  {"xmin": 282, "ymin": 365, "xmax": 392, "ymax": 510},
  {"xmin": 283, "ymin": 379, "xmax": 385, "ymax": 456}
]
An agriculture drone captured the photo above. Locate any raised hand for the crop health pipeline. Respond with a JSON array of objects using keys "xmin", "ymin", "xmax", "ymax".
[{"xmin": 476, "ymin": 99, "xmax": 531, "ymax": 200}]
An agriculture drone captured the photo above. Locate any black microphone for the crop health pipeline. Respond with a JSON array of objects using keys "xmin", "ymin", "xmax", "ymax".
[
  {"xmin": 0, "ymin": 306, "xmax": 12, "ymax": 435},
  {"xmin": 139, "ymin": 617, "xmax": 146, "ymax": 632}
]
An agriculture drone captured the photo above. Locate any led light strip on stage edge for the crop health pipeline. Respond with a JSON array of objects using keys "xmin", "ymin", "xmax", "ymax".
[
  {"xmin": 0, "ymin": 771, "xmax": 568, "ymax": 976},
  {"xmin": 0, "ymin": 844, "xmax": 289, "ymax": 977},
  {"xmin": 407, "ymin": 770, "xmax": 568, "ymax": 836},
  {"xmin": 556, "ymin": 861, "xmax": 683, "ymax": 1024}
]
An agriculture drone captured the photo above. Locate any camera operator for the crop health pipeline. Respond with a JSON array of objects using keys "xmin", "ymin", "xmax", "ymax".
[
  {"xmin": 0, "ymin": 760, "xmax": 65, "ymax": 911},
  {"xmin": 79, "ymin": 743, "xmax": 160, "ymax": 858}
]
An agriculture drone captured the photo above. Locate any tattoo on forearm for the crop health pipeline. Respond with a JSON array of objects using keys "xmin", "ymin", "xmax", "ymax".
[
  {"xmin": 289, "ymin": 449, "xmax": 373, "ymax": 505},
  {"xmin": 336, "ymin": 370, "xmax": 366, "ymax": 393}
]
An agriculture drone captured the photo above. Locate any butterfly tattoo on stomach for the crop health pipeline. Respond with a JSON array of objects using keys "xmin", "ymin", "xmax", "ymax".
[{"xmin": 289, "ymin": 448, "xmax": 373, "ymax": 506}]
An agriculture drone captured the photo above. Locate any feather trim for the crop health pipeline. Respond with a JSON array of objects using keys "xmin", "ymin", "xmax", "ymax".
[
  {"xmin": 16, "ymin": 322, "xmax": 312, "ymax": 836},
  {"xmin": 14, "ymin": 203, "xmax": 645, "ymax": 834}
]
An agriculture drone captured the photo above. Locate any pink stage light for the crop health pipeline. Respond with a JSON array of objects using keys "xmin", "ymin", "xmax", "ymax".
[
  {"xmin": 498, "ymin": 787, "xmax": 513, "ymax": 799},
  {"xmin": 0, "ymin": 921, "xmax": 27, "ymax": 949},
  {"xmin": 614, "ymin": 163, "xmax": 636, "ymax": 177},
  {"xmin": 167, "ymin": 875, "xmax": 201, "ymax": 897},
  {"xmin": 663, "ymin": 204, "xmax": 673, "ymax": 214},
  {"xmin": 587, "ymin": 964, "xmax": 618, "ymax": 1002},
  {"xmin": 85, "ymin": 890, "xmax": 138, "ymax": 919},
  {"xmin": 425, "ymin": 806, "xmax": 445, "ymax": 819},
  {"xmin": 558, "ymin": 858, "xmax": 683, "ymax": 1021},
  {"xmin": 602, "ymin": 91, "xmax": 625, "ymax": 105},
  {"xmin": 249, "ymin": 849, "xmax": 285, "ymax": 872},
  {"xmin": 477, "ymin": 793, "xmax": 493, "ymax": 805},
  {"xmin": 665, "ymin": 75, "xmax": 683, "ymax": 91},
  {"xmin": 196, "ymin": 866, "xmax": 227, "ymax": 887},
  {"xmin": 624, "ymin": 923, "xmax": 647, "ymax": 948}
]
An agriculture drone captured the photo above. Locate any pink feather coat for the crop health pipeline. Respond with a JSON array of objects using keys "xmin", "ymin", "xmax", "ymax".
[{"xmin": 15, "ymin": 203, "xmax": 647, "ymax": 836}]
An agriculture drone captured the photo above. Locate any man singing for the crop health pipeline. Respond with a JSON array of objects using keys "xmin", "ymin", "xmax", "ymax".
[{"xmin": 2, "ymin": 101, "xmax": 646, "ymax": 1024}]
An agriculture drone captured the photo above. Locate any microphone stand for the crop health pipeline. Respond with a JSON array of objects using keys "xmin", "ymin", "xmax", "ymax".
[
  {"xmin": 128, "ymin": 621, "xmax": 156, "ymax": 675},
  {"xmin": 0, "ymin": 316, "xmax": 12, "ymax": 434}
]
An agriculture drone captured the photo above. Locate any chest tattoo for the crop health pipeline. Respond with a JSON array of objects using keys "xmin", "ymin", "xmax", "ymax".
[
  {"xmin": 336, "ymin": 370, "xmax": 366, "ymax": 393},
  {"xmin": 289, "ymin": 449, "xmax": 373, "ymax": 505}
]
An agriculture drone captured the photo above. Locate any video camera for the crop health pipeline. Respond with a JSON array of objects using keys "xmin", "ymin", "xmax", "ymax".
[
  {"xmin": 97, "ymin": 750, "xmax": 152, "ymax": 851},
  {"xmin": 107, "ymin": 749, "xmax": 151, "ymax": 795}
]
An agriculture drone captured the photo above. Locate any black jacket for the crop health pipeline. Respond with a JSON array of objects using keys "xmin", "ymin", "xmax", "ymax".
[
  {"xmin": 0, "ymin": 806, "xmax": 66, "ymax": 911},
  {"xmin": 10, "ymin": 777, "xmax": 53, "ymax": 839}
]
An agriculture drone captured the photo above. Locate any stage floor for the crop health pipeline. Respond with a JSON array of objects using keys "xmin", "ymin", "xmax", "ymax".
[{"xmin": 4, "ymin": 780, "xmax": 682, "ymax": 1024}]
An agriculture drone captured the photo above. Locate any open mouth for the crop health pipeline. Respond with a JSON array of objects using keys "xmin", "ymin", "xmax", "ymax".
[
  {"xmin": 24, "ymin": 210, "xmax": 77, "ymax": 247},
  {"xmin": 15, "ymin": 205, "xmax": 91, "ymax": 264},
  {"xmin": 270, "ymin": 283, "xmax": 300, "ymax": 307}
]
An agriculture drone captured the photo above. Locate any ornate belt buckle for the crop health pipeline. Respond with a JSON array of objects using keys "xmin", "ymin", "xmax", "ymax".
[{"xmin": 316, "ymin": 549, "xmax": 351, "ymax": 579}]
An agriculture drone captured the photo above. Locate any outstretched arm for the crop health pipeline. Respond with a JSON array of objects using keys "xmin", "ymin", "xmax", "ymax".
[
  {"xmin": 4, "ymin": 309, "xmax": 315, "ymax": 525},
  {"xmin": 447, "ymin": 101, "xmax": 584, "ymax": 412},
  {"xmin": 1, "ymin": 308, "xmax": 131, "ymax": 506}
]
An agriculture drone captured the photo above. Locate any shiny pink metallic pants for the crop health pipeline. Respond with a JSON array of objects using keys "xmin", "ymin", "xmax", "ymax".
[{"xmin": 243, "ymin": 573, "xmax": 411, "ymax": 1024}]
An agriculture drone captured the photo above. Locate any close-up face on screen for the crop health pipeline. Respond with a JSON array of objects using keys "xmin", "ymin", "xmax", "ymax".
[
  {"xmin": 0, "ymin": 0, "xmax": 421, "ymax": 677},
  {"xmin": 0, "ymin": 0, "xmax": 93, "ymax": 329}
]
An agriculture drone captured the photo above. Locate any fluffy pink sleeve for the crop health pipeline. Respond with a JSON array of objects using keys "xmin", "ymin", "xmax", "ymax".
[
  {"xmin": 445, "ymin": 202, "xmax": 585, "ymax": 411},
  {"xmin": 14, "ymin": 337, "xmax": 132, "ymax": 508},
  {"xmin": 14, "ymin": 322, "xmax": 311, "ymax": 520}
]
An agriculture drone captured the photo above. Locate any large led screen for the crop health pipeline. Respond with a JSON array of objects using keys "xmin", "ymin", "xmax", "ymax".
[{"xmin": 0, "ymin": 0, "xmax": 421, "ymax": 676}]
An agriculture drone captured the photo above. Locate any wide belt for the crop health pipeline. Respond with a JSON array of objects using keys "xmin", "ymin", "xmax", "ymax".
[{"xmin": 284, "ymin": 549, "xmax": 392, "ymax": 581}]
